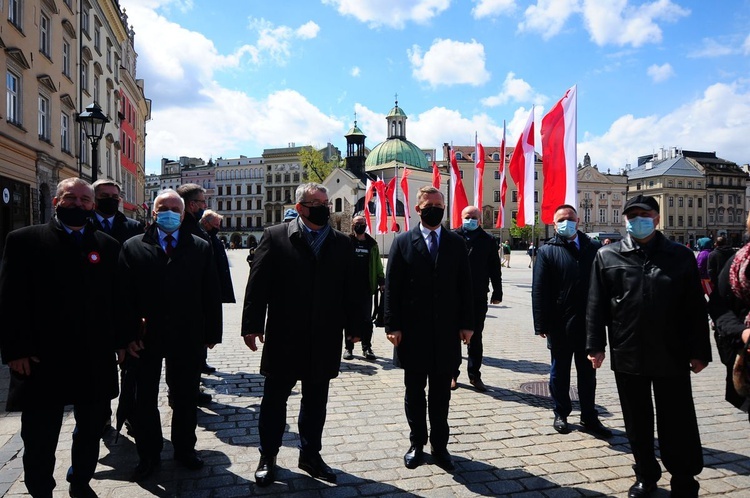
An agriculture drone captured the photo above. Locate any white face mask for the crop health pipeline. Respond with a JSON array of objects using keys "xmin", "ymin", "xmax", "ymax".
[
  {"xmin": 555, "ymin": 219, "xmax": 577, "ymax": 238},
  {"xmin": 626, "ymin": 216, "xmax": 655, "ymax": 239}
]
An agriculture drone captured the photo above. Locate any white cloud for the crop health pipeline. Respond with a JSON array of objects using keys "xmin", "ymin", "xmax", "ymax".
[
  {"xmin": 481, "ymin": 72, "xmax": 548, "ymax": 106},
  {"xmin": 296, "ymin": 21, "xmax": 321, "ymax": 39},
  {"xmin": 518, "ymin": 0, "xmax": 579, "ymax": 40},
  {"xmin": 248, "ymin": 18, "xmax": 320, "ymax": 65},
  {"xmin": 688, "ymin": 38, "xmax": 735, "ymax": 58},
  {"xmin": 408, "ymin": 39, "xmax": 490, "ymax": 87},
  {"xmin": 582, "ymin": 0, "xmax": 690, "ymax": 47},
  {"xmin": 321, "ymin": 0, "xmax": 450, "ymax": 29},
  {"xmin": 744, "ymin": 33, "xmax": 750, "ymax": 55},
  {"xmin": 580, "ymin": 81, "xmax": 750, "ymax": 171},
  {"xmin": 350, "ymin": 66, "xmax": 361, "ymax": 77},
  {"xmin": 646, "ymin": 63, "xmax": 674, "ymax": 83},
  {"xmin": 471, "ymin": 0, "xmax": 517, "ymax": 19}
]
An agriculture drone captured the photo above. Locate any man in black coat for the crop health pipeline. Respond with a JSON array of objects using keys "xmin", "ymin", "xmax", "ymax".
[
  {"xmin": 0, "ymin": 178, "xmax": 122, "ymax": 498},
  {"xmin": 452, "ymin": 205, "xmax": 502, "ymax": 392},
  {"xmin": 385, "ymin": 186, "xmax": 474, "ymax": 472},
  {"xmin": 707, "ymin": 235, "xmax": 736, "ymax": 288},
  {"xmin": 118, "ymin": 189, "xmax": 222, "ymax": 481},
  {"xmin": 532, "ymin": 205, "xmax": 610, "ymax": 438},
  {"xmin": 200, "ymin": 209, "xmax": 236, "ymax": 304},
  {"xmin": 587, "ymin": 195, "xmax": 711, "ymax": 498},
  {"xmin": 242, "ymin": 183, "xmax": 361, "ymax": 487},
  {"xmin": 91, "ymin": 179, "xmax": 144, "ymax": 244}
]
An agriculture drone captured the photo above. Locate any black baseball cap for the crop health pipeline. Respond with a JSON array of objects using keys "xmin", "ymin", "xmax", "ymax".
[{"xmin": 623, "ymin": 194, "xmax": 659, "ymax": 215}]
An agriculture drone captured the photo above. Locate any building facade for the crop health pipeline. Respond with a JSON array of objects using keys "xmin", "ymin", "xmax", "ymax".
[{"xmin": 215, "ymin": 155, "xmax": 265, "ymax": 248}]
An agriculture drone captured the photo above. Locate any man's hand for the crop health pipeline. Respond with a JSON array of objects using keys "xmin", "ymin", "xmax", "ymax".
[
  {"xmin": 8, "ymin": 356, "xmax": 39, "ymax": 376},
  {"xmin": 206, "ymin": 343, "xmax": 216, "ymax": 349},
  {"xmin": 117, "ymin": 349, "xmax": 126, "ymax": 365},
  {"xmin": 244, "ymin": 333, "xmax": 264, "ymax": 352},
  {"xmin": 347, "ymin": 336, "xmax": 361, "ymax": 344},
  {"xmin": 690, "ymin": 359, "xmax": 707, "ymax": 374},
  {"xmin": 460, "ymin": 329, "xmax": 473, "ymax": 345},
  {"xmin": 128, "ymin": 340, "xmax": 145, "ymax": 359},
  {"xmin": 742, "ymin": 328, "xmax": 750, "ymax": 344},
  {"xmin": 490, "ymin": 299, "xmax": 501, "ymax": 304},
  {"xmin": 588, "ymin": 351, "xmax": 605, "ymax": 369},
  {"xmin": 538, "ymin": 333, "xmax": 547, "ymax": 339},
  {"xmin": 386, "ymin": 330, "xmax": 402, "ymax": 346}
]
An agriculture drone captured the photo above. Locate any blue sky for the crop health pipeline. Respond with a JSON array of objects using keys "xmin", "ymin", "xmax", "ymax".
[{"xmin": 119, "ymin": 0, "xmax": 750, "ymax": 176}]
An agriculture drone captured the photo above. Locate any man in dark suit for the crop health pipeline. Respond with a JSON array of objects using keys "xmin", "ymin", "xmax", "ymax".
[
  {"xmin": 385, "ymin": 185, "xmax": 474, "ymax": 472},
  {"xmin": 452, "ymin": 205, "xmax": 502, "ymax": 392},
  {"xmin": 242, "ymin": 182, "xmax": 361, "ymax": 487},
  {"xmin": 0, "ymin": 178, "xmax": 122, "ymax": 498},
  {"xmin": 200, "ymin": 209, "xmax": 236, "ymax": 304},
  {"xmin": 118, "ymin": 189, "xmax": 222, "ymax": 481},
  {"xmin": 91, "ymin": 179, "xmax": 144, "ymax": 244}
]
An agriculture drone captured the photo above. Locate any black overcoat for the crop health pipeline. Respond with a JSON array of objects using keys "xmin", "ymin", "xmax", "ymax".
[
  {"xmin": 384, "ymin": 226, "xmax": 474, "ymax": 374},
  {"xmin": 208, "ymin": 233, "xmax": 236, "ymax": 303},
  {"xmin": 92, "ymin": 211, "xmax": 144, "ymax": 244},
  {"xmin": 0, "ymin": 218, "xmax": 121, "ymax": 408},
  {"xmin": 241, "ymin": 220, "xmax": 361, "ymax": 382}
]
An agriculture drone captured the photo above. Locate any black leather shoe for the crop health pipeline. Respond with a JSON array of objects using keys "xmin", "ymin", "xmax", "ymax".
[
  {"xmin": 470, "ymin": 378, "xmax": 488, "ymax": 392},
  {"xmin": 580, "ymin": 418, "xmax": 613, "ymax": 439},
  {"xmin": 403, "ymin": 444, "xmax": 424, "ymax": 469},
  {"xmin": 130, "ymin": 457, "xmax": 161, "ymax": 482},
  {"xmin": 68, "ymin": 482, "xmax": 97, "ymax": 498},
  {"xmin": 343, "ymin": 349, "xmax": 354, "ymax": 360},
  {"xmin": 628, "ymin": 480, "xmax": 656, "ymax": 498},
  {"xmin": 175, "ymin": 450, "xmax": 204, "ymax": 470},
  {"xmin": 298, "ymin": 452, "xmax": 336, "ymax": 483},
  {"xmin": 254, "ymin": 454, "xmax": 277, "ymax": 487},
  {"xmin": 201, "ymin": 363, "xmax": 217, "ymax": 374},
  {"xmin": 431, "ymin": 447, "xmax": 455, "ymax": 471},
  {"xmin": 197, "ymin": 391, "xmax": 212, "ymax": 406},
  {"xmin": 553, "ymin": 415, "xmax": 570, "ymax": 434},
  {"xmin": 363, "ymin": 347, "xmax": 376, "ymax": 360}
]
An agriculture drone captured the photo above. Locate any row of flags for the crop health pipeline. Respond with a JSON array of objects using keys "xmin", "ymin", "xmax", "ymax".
[{"xmin": 364, "ymin": 84, "xmax": 578, "ymax": 233}]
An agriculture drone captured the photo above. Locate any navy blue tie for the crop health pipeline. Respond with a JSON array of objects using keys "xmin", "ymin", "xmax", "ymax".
[
  {"xmin": 429, "ymin": 231, "xmax": 438, "ymax": 262},
  {"xmin": 102, "ymin": 218, "xmax": 111, "ymax": 233}
]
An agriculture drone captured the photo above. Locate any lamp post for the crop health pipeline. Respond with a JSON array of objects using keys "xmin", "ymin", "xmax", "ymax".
[
  {"xmin": 77, "ymin": 102, "xmax": 109, "ymax": 183},
  {"xmin": 581, "ymin": 197, "xmax": 593, "ymax": 233}
]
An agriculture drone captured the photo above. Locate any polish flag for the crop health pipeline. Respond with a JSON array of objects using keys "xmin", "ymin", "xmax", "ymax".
[
  {"xmin": 449, "ymin": 148, "xmax": 470, "ymax": 229},
  {"xmin": 385, "ymin": 176, "xmax": 399, "ymax": 232},
  {"xmin": 364, "ymin": 178, "xmax": 374, "ymax": 234},
  {"xmin": 541, "ymin": 85, "xmax": 577, "ymax": 224},
  {"xmin": 495, "ymin": 121, "xmax": 507, "ymax": 228},
  {"xmin": 373, "ymin": 177, "xmax": 389, "ymax": 234},
  {"xmin": 432, "ymin": 161, "xmax": 441, "ymax": 189},
  {"xmin": 474, "ymin": 139, "xmax": 485, "ymax": 210},
  {"xmin": 508, "ymin": 108, "xmax": 536, "ymax": 227},
  {"xmin": 400, "ymin": 168, "xmax": 411, "ymax": 231}
]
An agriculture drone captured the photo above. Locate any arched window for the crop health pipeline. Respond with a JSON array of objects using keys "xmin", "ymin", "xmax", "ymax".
[
  {"xmin": 455, "ymin": 152, "xmax": 463, "ymax": 160},
  {"xmin": 335, "ymin": 198, "xmax": 342, "ymax": 212},
  {"xmin": 492, "ymin": 152, "xmax": 500, "ymax": 161}
]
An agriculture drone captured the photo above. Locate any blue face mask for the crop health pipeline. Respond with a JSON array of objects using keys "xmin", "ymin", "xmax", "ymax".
[
  {"xmin": 462, "ymin": 218, "xmax": 479, "ymax": 231},
  {"xmin": 155, "ymin": 210, "xmax": 182, "ymax": 233},
  {"xmin": 555, "ymin": 220, "xmax": 577, "ymax": 238},
  {"xmin": 626, "ymin": 216, "xmax": 655, "ymax": 240}
]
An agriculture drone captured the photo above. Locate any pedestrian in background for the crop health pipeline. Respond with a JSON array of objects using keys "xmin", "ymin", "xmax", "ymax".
[
  {"xmin": 344, "ymin": 215, "xmax": 384, "ymax": 361},
  {"xmin": 385, "ymin": 186, "xmax": 473, "ymax": 472},
  {"xmin": 587, "ymin": 194, "xmax": 711, "ymax": 498},
  {"xmin": 451, "ymin": 206, "xmax": 502, "ymax": 392},
  {"xmin": 0, "ymin": 178, "xmax": 122, "ymax": 498},
  {"xmin": 527, "ymin": 243, "xmax": 536, "ymax": 268},
  {"xmin": 696, "ymin": 237, "xmax": 714, "ymax": 296},
  {"xmin": 501, "ymin": 240, "xmax": 512, "ymax": 267},
  {"xmin": 532, "ymin": 205, "xmax": 611, "ymax": 438},
  {"xmin": 200, "ymin": 209, "xmax": 236, "ymax": 305},
  {"xmin": 708, "ymin": 236, "xmax": 736, "ymax": 289},
  {"xmin": 118, "ymin": 189, "xmax": 222, "ymax": 482},
  {"xmin": 242, "ymin": 183, "xmax": 362, "ymax": 487},
  {"xmin": 91, "ymin": 179, "xmax": 144, "ymax": 243}
]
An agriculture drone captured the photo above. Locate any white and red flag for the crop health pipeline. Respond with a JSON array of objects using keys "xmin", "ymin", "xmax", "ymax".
[
  {"xmin": 508, "ymin": 107, "xmax": 536, "ymax": 227},
  {"xmin": 400, "ymin": 168, "xmax": 411, "ymax": 231},
  {"xmin": 364, "ymin": 178, "xmax": 374, "ymax": 233},
  {"xmin": 474, "ymin": 138, "xmax": 485, "ymax": 210},
  {"xmin": 385, "ymin": 176, "xmax": 399, "ymax": 232},
  {"xmin": 541, "ymin": 85, "xmax": 577, "ymax": 224},
  {"xmin": 432, "ymin": 161, "xmax": 441, "ymax": 189},
  {"xmin": 373, "ymin": 177, "xmax": 389, "ymax": 234},
  {"xmin": 495, "ymin": 121, "xmax": 507, "ymax": 228},
  {"xmin": 449, "ymin": 148, "xmax": 470, "ymax": 229}
]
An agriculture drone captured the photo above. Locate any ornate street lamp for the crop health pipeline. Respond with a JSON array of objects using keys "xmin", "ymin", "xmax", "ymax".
[{"xmin": 77, "ymin": 102, "xmax": 109, "ymax": 183}]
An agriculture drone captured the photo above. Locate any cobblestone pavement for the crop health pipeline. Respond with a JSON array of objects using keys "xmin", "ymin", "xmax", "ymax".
[{"xmin": 0, "ymin": 250, "xmax": 749, "ymax": 497}]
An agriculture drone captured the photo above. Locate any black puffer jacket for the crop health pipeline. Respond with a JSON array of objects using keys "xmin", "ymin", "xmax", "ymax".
[
  {"xmin": 532, "ymin": 232, "xmax": 600, "ymax": 350},
  {"xmin": 586, "ymin": 231, "xmax": 712, "ymax": 376}
]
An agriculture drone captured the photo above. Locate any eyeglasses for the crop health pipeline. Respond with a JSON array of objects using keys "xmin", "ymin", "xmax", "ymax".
[
  {"xmin": 192, "ymin": 199, "xmax": 207, "ymax": 205},
  {"xmin": 300, "ymin": 201, "xmax": 332, "ymax": 208}
]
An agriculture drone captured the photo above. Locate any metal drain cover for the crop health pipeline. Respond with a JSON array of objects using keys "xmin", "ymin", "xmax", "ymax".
[{"xmin": 519, "ymin": 381, "xmax": 579, "ymax": 401}]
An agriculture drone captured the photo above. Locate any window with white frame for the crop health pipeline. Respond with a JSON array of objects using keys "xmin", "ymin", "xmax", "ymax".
[
  {"xmin": 62, "ymin": 40, "xmax": 71, "ymax": 77},
  {"xmin": 6, "ymin": 71, "xmax": 20, "ymax": 124},
  {"xmin": 93, "ymin": 75, "xmax": 100, "ymax": 104},
  {"xmin": 106, "ymin": 40, "xmax": 112, "ymax": 70},
  {"xmin": 38, "ymin": 95, "xmax": 50, "ymax": 140},
  {"xmin": 9, "ymin": 0, "xmax": 22, "ymax": 29},
  {"xmin": 40, "ymin": 13, "xmax": 51, "ymax": 56},
  {"xmin": 80, "ymin": 129, "xmax": 88, "ymax": 164},
  {"xmin": 599, "ymin": 208, "xmax": 607, "ymax": 223},
  {"xmin": 61, "ymin": 113, "xmax": 70, "ymax": 152},
  {"xmin": 94, "ymin": 20, "xmax": 101, "ymax": 52},
  {"xmin": 81, "ymin": 61, "xmax": 89, "ymax": 92},
  {"xmin": 613, "ymin": 211, "xmax": 620, "ymax": 224},
  {"xmin": 81, "ymin": 4, "xmax": 89, "ymax": 34}
]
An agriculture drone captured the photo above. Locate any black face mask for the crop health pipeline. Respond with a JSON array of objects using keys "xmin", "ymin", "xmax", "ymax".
[
  {"xmin": 419, "ymin": 206, "xmax": 444, "ymax": 228},
  {"xmin": 56, "ymin": 205, "xmax": 93, "ymax": 228},
  {"xmin": 306, "ymin": 205, "xmax": 330, "ymax": 226},
  {"xmin": 207, "ymin": 227, "xmax": 219, "ymax": 237},
  {"xmin": 353, "ymin": 224, "xmax": 366, "ymax": 235},
  {"xmin": 96, "ymin": 197, "xmax": 120, "ymax": 217}
]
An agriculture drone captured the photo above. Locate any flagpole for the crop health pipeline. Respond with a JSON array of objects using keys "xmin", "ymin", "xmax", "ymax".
[{"xmin": 394, "ymin": 163, "xmax": 399, "ymax": 232}]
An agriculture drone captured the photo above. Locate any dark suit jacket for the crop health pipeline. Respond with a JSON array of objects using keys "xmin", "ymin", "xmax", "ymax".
[
  {"xmin": 384, "ymin": 225, "xmax": 474, "ymax": 374},
  {"xmin": 241, "ymin": 220, "xmax": 361, "ymax": 382},
  {"xmin": 209, "ymin": 232, "xmax": 236, "ymax": 303},
  {"xmin": 0, "ymin": 219, "xmax": 121, "ymax": 407},
  {"xmin": 454, "ymin": 226, "xmax": 503, "ymax": 303},
  {"xmin": 92, "ymin": 211, "xmax": 144, "ymax": 245},
  {"xmin": 118, "ymin": 224, "xmax": 222, "ymax": 354}
]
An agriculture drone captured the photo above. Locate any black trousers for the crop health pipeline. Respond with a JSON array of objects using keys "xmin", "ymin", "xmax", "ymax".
[
  {"xmin": 614, "ymin": 371, "xmax": 703, "ymax": 485},
  {"xmin": 455, "ymin": 300, "xmax": 488, "ymax": 380},
  {"xmin": 133, "ymin": 346, "xmax": 202, "ymax": 460},
  {"xmin": 404, "ymin": 369, "xmax": 452, "ymax": 450},
  {"xmin": 258, "ymin": 376, "xmax": 330, "ymax": 456},
  {"xmin": 21, "ymin": 400, "xmax": 108, "ymax": 497},
  {"xmin": 345, "ymin": 295, "xmax": 374, "ymax": 351},
  {"xmin": 549, "ymin": 345, "xmax": 598, "ymax": 421}
]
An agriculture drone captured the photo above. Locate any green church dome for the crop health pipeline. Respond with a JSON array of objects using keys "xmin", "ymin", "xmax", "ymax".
[{"xmin": 365, "ymin": 138, "xmax": 429, "ymax": 172}]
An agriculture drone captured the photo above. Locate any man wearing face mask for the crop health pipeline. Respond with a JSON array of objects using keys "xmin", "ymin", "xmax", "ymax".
[
  {"xmin": 200, "ymin": 209, "xmax": 236, "ymax": 304},
  {"xmin": 451, "ymin": 206, "xmax": 502, "ymax": 392},
  {"xmin": 587, "ymin": 194, "xmax": 711, "ymax": 498},
  {"xmin": 344, "ymin": 215, "xmax": 385, "ymax": 360},
  {"xmin": 0, "ymin": 178, "xmax": 122, "ymax": 498},
  {"xmin": 532, "ymin": 205, "xmax": 611, "ymax": 439},
  {"xmin": 118, "ymin": 189, "xmax": 222, "ymax": 482},
  {"xmin": 385, "ymin": 186, "xmax": 474, "ymax": 472},
  {"xmin": 91, "ymin": 179, "xmax": 144, "ymax": 245}
]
